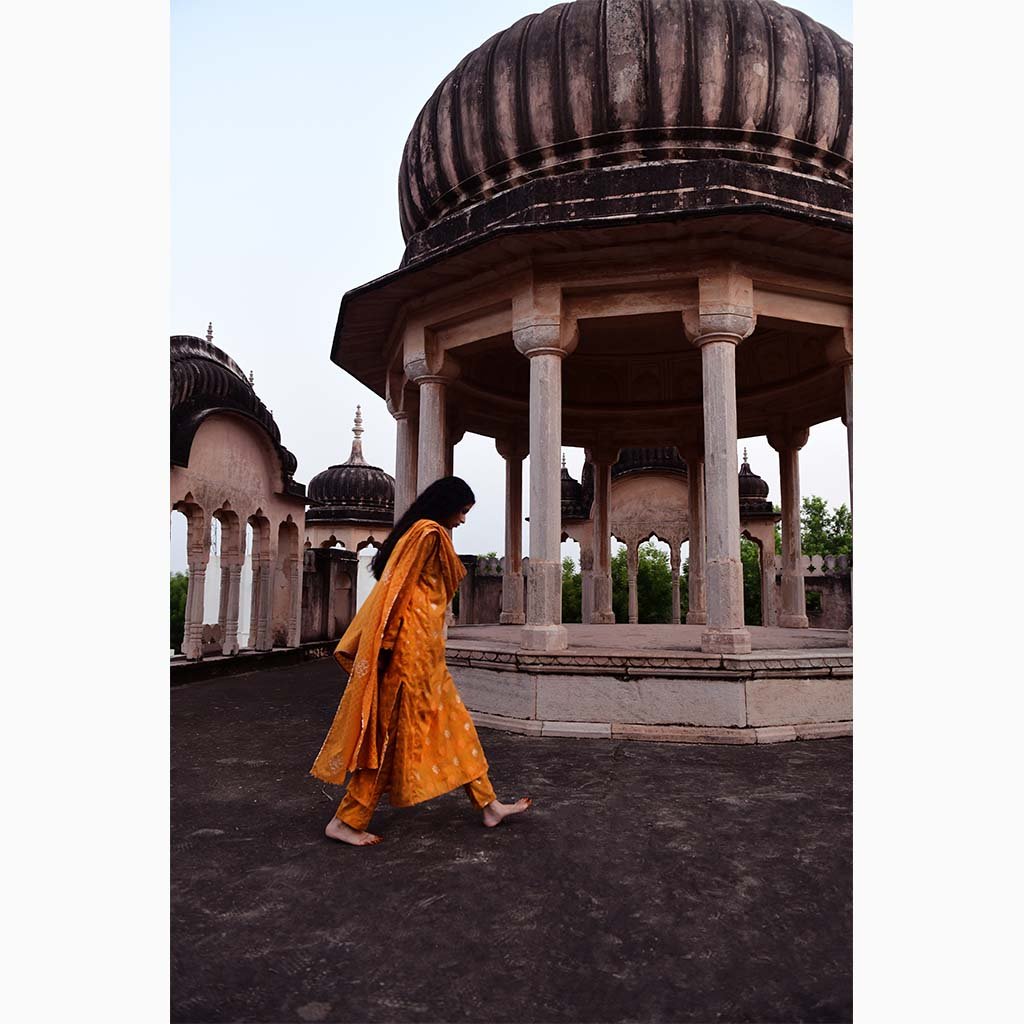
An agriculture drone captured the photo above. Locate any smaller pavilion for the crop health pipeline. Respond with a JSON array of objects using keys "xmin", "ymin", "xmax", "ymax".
[
  {"xmin": 305, "ymin": 406, "xmax": 395, "ymax": 553},
  {"xmin": 561, "ymin": 448, "xmax": 782, "ymax": 626}
]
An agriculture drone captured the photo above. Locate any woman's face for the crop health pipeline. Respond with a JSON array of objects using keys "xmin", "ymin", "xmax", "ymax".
[{"xmin": 445, "ymin": 503, "xmax": 474, "ymax": 529}]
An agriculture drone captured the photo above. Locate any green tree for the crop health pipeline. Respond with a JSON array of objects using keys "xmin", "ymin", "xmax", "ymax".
[
  {"xmin": 561, "ymin": 556, "xmax": 582, "ymax": 623},
  {"xmin": 611, "ymin": 543, "xmax": 673, "ymax": 623},
  {"xmin": 170, "ymin": 571, "xmax": 189, "ymax": 653},
  {"xmin": 741, "ymin": 538, "xmax": 763, "ymax": 625},
  {"xmin": 800, "ymin": 495, "xmax": 853, "ymax": 556}
]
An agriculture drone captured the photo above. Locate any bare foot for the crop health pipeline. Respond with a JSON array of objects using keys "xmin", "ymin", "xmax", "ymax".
[
  {"xmin": 482, "ymin": 797, "xmax": 533, "ymax": 828},
  {"xmin": 324, "ymin": 818, "xmax": 383, "ymax": 846}
]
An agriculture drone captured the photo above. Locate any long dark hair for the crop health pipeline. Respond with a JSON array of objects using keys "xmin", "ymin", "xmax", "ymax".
[{"xmin": 371, "ymin": 475, "xmax": 475, "ymax": 579}]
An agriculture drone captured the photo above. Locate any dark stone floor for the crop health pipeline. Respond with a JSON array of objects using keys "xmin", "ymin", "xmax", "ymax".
[{"xmin": 172, "ymin": 658, "xmax": 852, "ymax": 1024}]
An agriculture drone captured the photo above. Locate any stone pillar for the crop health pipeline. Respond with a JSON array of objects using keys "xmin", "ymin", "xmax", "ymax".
[
  {"xmin": 515, "ymin": 322, "xmax": 573, "ymax": 651},
  {"xmin": 769, "ymin": 428, "xmax": 811, "ymax": 628},
  {"xmin": 580, "ymin": 544, "xmax": 594, "ymax": 624},
  {"xmin": 288, "ymin": 552, "xmax": 303, "ymax": 646},
  {"xmin": 254, "ymin": 553, "xmax": 274, "ymax": 650},
  {"xmin": 247, "ymin": 560, "xmax": 261, "ymax": 649},
  {"xmin": 458, "ymin": 555, "xmax": 477, "ymax": 624},
  {"xmin": 182, "ymin": 516, "xmax": 210, "ymax": 661},
  {"xmin": 669, "ymin": 543, "xmax": 681, "ymax": 625},
  {"xmin": 681, "ymin": 454, "xmax": 707, "ymax": 626},
  {"xmin": 415, "ymin": 378, "xmax": 448, "ymax": 490},
  {"xmin": 843, "ymin": 361, "xmax": 853, "ymax": 517},
  {"xmin": 626, "ymin": 541, "xmax": 639, "ymax": 625},
  {"xmin": 392, "ymin": 409, "xmax": 419, "ymax": 519},
  {"xmin": 496, "ymin": 437, "xmax": 528, "ymax": 624},
  {"xmin": 585, "ymin": 447, "xmax": 619, "ymax": 624},
  {"xmin": 221, "ymin": 562, "xmax": 242, "ymax": 656},
  {"xmin": 684, "ymin": 272, "xmax": 755, "ymax": 653}
]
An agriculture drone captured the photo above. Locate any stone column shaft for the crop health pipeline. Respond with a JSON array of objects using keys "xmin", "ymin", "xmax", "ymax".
[
  {"xmin": 589, "ymin": 458, "xmax": 616, "ymax": 624},
  {"xmin": 627, "ymin": 543, "xmax": 639, "ymax": 625},
  {"xmin": 416, "ymin": 379, "xmax": 447, "ymax": 490},
  {"xmin": 843, "ymin": 362, "xmax": 853, "ymax": 517},
  {"xmin": 670, "ymin": 547, "xmax": 681, "ymax": 625},
  {"xmin": 393, "ymin": 412, "xmax": 419, "ymax": 519},
  {"xmin": 684, "ymin": 455, "xmax": 707, "ymax": 625},
  {"xmin": 222, "ymin": 564, "xmax": 242, "ymax": 656},
  {"xmin": 288, "ymin": 555, "xmax": 303, "ymax": 646},
  {"xmin": 700, "ymin": 340, "xmax": 750, "ymax": 652},
  {"xmin": 776, "ymin": 442, "xmax": 809, "ymax": 628},
  {"xmin": 498, "ymin": 444, "xmax": 526, "ymax": 624},
  {"xmin": 183, "ymin": 556, "xmax": 209, "ymax": 661},
  {"xmin": 521, "ymin": 350, "xmax": 567, "ymax": 650},
  {"xmin": 256, "ymin": 556, "xmax": 274, "ymax": 650},
  {"xmin": 580, "ymin": 546, "xmax": 594, "ymax": 625}
]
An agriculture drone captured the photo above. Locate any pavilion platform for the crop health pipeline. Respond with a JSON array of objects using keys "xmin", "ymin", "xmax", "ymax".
[{"xmin": 447, "ymin": 624, "xmax": 852, "ymax": 745}]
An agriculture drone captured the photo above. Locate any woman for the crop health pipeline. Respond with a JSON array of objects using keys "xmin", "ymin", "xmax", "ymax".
[{"xmin": 311, "ymin": 475, "xmax": 532, "ymax": 847}]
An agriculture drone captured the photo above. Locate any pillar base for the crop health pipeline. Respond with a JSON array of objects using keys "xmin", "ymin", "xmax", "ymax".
[
  {"xmin": 499, "ymin": 612, "xmax": 526, "ymax": 625},
  {"xmin": 778, "ymin": 613, "xmax": 809, "ymax": 629},
  {"xmin": 590, "ymin": 611, "xmax": 616, "ymax": 624},
  {"xmin": 520, "ymin": 624, "xmax": 568, "ymax": 652},
  {"xmin": 220, "ymin": 641, "xmax": 239, "ymax": 657},
  {"xmin": 686, "ymin": 610, "xmax": 707, "ymax": 625},
  {"xmin": 700, "ymin": 627, "xmax": 752, "ymax": 654}
]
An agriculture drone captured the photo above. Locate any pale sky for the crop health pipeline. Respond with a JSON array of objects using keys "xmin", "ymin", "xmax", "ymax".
[{"xmin": 171, "ymin": 0, "xmax": 854, "ymax": 570}]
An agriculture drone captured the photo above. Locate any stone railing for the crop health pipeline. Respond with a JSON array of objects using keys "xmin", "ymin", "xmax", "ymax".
[{"xmin": 802, "ymin": 553, "xmax": 852, "ymax": 575}]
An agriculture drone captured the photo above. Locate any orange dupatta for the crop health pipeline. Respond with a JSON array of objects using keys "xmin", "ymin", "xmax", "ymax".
[{"xmin": 309, "ymin": 519, "xmax": 466, "ymax": 784}]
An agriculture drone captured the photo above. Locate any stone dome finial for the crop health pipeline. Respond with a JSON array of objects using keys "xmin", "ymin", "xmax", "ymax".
[
  {"xmin": 347, "ymin": 405, "xmax": 367, "ymax": 466},
  {"xmin": 562, "ymin": 452, "xmax": 566, "ymax": 469},
  {"xmin": 743, "ymin": 447, "xmax": 749, "ymax": 464},
  {"xmin": 206, "ymin": 322, "xmax": 213, "ymax": 343},
  {"xmin": 248, "ymin": 369, "xmax": 254, "ymax": 386}
]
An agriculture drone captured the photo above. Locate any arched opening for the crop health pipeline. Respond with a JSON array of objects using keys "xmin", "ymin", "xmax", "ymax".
[
  {"xmin": 355, "ymin": 538, "xmax": 380, "ymax": 612},
  {"xmin": 170, "ymin": 509, "xmax": 188, "ymax": 655},
  {"xmin": 273, "ymin": 518, "xmax": 301, "ymax": 648},
  {"xmin": 559, "ymin": 532, "xmax": 582, "ymax": 623},
  {"xmin": 212, "ymin": 505, "xmax": 243, "ymax": 656},
  {"xmin": 238, "ymin": 521, "xmax": 254, "ymax": 643},
  {"xmin": 640, "ymin": 534, "xmax": 673, "ymax": 624},
  {"xmin": 741, "ymin": 530, "xmax": 764, "ymax": 626}
]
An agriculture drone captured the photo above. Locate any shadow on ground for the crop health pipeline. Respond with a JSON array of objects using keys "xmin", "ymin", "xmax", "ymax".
[{"xmin": 172, "ymin": 657, "xmax": 851, "ymax": 1023}]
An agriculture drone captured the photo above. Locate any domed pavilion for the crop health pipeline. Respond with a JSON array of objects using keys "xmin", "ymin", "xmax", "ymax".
[
  {"xmin": 328, "ymin": 0, "xmax": 852, "ymax": 741},
  {"xmin": 305, "ymin": 406, "xmax": 396, "ymax": 553}
]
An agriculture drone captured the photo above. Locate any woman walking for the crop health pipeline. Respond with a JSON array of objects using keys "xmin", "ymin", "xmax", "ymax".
[{"xmin": 311, "ymin": 476, "xmax": 532, "ymax": 846}]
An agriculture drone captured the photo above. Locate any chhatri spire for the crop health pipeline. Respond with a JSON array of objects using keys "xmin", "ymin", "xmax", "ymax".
[
  {"xmin": 345, "ymin": 405, "xmax": 367, "ymax": 465},
  {"xmin": 206, "ymin": 321, "xmax": 214, "ymax": 343},
  {"xmin": 562, "ymin": 452, "xmax": 567, "ymax": 469},
  {"xmin": 742, "ymin": 447, "xmax": 749, "ymax": 465}
]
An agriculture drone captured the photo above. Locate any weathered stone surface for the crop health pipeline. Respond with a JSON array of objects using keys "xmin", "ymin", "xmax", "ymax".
[
  {"xmin": 754, "ymin": 725, "xmax": 799, "ymax": 744},
  {"xmin": 453, "ymin": 665, "xmax": 537, "ymax": 719},
  {"xmin": 612, "ymin": 723, "xmax": 757, "ymax": 745},
  {"xmin": 536, "ymin": 674, "xmax": 746, "ymax": 728},
  {"xmin": 540, "ymin": 720, "xmax": 613, "ymax": 739},
  {"xmin": 746, "ymin": 677, "xmax": 853, "ymax": 728},
  {"xmin": 795, "ymin": 721, "xmax": 853, "ymax": 740}
]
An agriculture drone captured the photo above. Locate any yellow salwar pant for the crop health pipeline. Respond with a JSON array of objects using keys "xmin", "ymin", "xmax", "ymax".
[{"xmin": 335, "ymin": 760, "xmax": 496, "ymax": 830}]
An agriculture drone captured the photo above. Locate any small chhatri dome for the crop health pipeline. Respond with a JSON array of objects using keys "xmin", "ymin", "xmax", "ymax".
[
  {"xmin": 307, "ymin": 407, "xmax": 396, "ymax": 526},
  {"xmin": 738, "ymin": 449, "xmax": 773, "ymax": 515},
  {"xmin": 561, "ymin": 456, "xmax": 586, "ymax": 519}
]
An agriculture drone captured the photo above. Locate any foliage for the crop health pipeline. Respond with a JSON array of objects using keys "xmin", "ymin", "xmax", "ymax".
[
  {"xmin": 170, "ymin": 572, "xmax": 189, "ymax": 653},
  {"xmin": 800, "ymin": 496, "xmax": 853, "ymax": 556},
  {"xmin": 773, "ymin": 497, "xmax": 852, "ymax": 556},
  {"xmin": 740, "ymin": 538, "xmax": 763, "ymax": 625},
  {"xmin": 561, "ymin": 556, "xmax": 582, "ymax": 623},
  {"xmin": 611, "ymin": 543, "xmax": 674, "ymax": 623}
]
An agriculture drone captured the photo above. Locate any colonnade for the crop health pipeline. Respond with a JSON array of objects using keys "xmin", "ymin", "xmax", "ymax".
[
  {"xmin": 174, "ymin": 502, "xmax": 303, "ymax": 661},
  {"xmin": 390, "ymin": 272, "xmax": 851, "ymax": 654}
]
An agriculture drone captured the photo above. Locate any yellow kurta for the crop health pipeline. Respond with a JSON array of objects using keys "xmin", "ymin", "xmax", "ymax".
[{"xmin": 310, "ymin": 519, "xmax": 490, "ymax": 807}]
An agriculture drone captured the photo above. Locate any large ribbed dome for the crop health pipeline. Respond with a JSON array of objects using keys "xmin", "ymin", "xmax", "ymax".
[
  {"xmin": 170, "ymin": 330, "xmax": 305, "ymax": 498},
  {"xmin": 307, "ymin": 407, "xmax": 395, "ymax": 526},
  {"xmin": 398, "ymin": 0, "xmax": 852, "ymax": 264}
]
